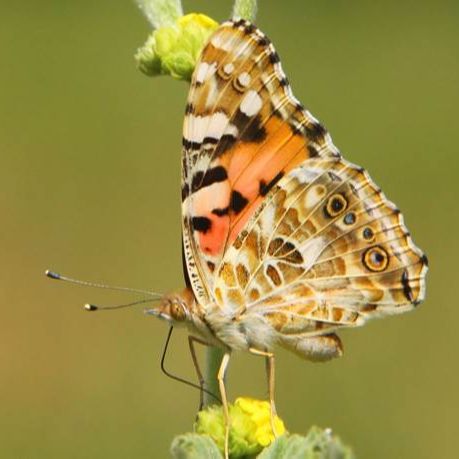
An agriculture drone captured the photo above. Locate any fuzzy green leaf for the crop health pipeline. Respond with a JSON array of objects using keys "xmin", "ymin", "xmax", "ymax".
[
  {"xmin": 258, "ymin": 428, "xmax": 355, "ymax": 459},
  {"xmin": 170, "ymin": 434, "xmax": 223, "ymax": 459}
]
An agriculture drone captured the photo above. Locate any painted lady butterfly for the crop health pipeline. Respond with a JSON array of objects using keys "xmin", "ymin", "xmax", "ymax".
[{"xmin": 149, "ymin": 19, "xmax": 428, "ymax": 456}]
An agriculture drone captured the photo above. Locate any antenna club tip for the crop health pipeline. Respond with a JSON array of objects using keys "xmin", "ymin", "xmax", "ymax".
[
  {"xmin": 84, "ymin": 304, "xmax": 98, "ymax": 312},
  {"xmin": 46, "ymin": 270, "xmax": 61, "ymax": 280}
]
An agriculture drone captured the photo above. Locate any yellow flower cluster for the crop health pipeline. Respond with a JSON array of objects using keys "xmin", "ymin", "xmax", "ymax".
[
  {"xmin": 195, "ymin": 397, "xmax": 286, "ymax": 457},
  {"xmin": 234, "ymin": 397, "xmax": 286, "ymax": 447}
]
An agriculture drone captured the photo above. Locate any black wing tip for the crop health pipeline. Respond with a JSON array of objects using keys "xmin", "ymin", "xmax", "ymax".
[{"xmin": 421, "ymin": 254, "xmax": 429, "ymax": 267}]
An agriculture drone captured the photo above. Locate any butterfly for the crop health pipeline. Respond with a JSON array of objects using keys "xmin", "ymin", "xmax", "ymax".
[{"xmin": 148, "ymin": 19, "xmax": 428, "ymax": 457}]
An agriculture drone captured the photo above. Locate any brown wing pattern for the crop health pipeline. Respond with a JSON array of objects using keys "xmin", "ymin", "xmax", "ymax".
[{"xmin": 214, "ymin": 156, "xmax": 428, "ymax": 337}]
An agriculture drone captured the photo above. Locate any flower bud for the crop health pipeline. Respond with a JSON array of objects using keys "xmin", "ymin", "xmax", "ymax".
[{"xmin": 135, "ymin": 13, "xmax": 218, "ymax": 81}]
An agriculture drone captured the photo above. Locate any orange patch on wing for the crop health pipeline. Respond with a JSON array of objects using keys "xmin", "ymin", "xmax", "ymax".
[
  {"xmin": 193, "ymin": 180, "xmax": 231, "ymax": 256},
  {"xmin": 227, "ymin": 117, "xmax": 306, "ymax": 189},
  {"xmin": 225, "ymin": 117, "xmax": 308, "ymax": 245},
  {"xmin": 193, "ymin": 119, "xmax": 311, "ymax": 257},
  {"xmin": 199, "ymin": 213, "xmax": 230, "ymax": 256}
]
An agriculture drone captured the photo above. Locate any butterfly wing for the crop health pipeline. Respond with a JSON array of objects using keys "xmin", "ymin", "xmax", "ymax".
[
  {"xmin": 182, "ymin": 20, "xmax": 340, "ymax": 305},
  {"xmin": 214, "ymin": 156, "xmax": 427, "ymax": 334},
  {"xmin": 182, "ymin": 19, "xmax": 428, "ymax": 345}
]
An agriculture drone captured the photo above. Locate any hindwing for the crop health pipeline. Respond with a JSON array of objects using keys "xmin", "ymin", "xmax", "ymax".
[{"xmin": 214, "ymin": 157, "xmax": 428, "ymax": 335}]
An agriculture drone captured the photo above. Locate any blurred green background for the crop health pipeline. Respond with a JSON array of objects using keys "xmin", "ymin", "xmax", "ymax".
[{"xmin": 1, "ymin": 0, "xmax": 458, "ymax": 457}]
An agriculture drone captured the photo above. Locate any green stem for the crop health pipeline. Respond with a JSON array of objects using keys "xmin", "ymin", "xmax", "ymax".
[
  {"xmin": 136, "ymin": 0, "xmax": 183, "ymax": 29},
  {"xmin": 204, "ymin": 347, "xmax": 225, "ymax": 407},
  {"xmin": 232, "ymin": 0, "xmax": 258, "ymax": 21}
]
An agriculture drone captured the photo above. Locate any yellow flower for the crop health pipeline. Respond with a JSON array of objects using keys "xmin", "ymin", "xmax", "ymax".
[
  {"xmin": 195, "ymin": 397, "xmax": 286, "ymax": 458},
  {"xmin": 235, "ymin": 397, "xmax": 286, "ymax": 447},
  {"xmin": 136, "ymin": 13, "xmax": 218, "ymax": 80},
  {"xmin": 178, "ymin": 13, "xmax": 218, "ymax": 30}
]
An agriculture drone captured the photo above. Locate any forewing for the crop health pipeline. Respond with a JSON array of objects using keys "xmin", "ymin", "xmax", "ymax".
[
  {"xmin": 214, "ymin": 157, "xmax": 428, "ymax": 334},
  {"xmin": 182, "ymin": 20, "xmax": 340, "ymax": 304}
]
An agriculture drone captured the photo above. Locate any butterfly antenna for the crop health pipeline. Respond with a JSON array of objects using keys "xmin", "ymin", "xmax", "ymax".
[
  {"xmin": 161, "ymin": 326, "xmax": 221, "ymax": 404},
  {"xmin": 45, "ymin": 269, "xmax": 162, "ymax": 298},
  {"xmin": 84, "ymin": 298, "xmax": 158, "ymax": 312}
]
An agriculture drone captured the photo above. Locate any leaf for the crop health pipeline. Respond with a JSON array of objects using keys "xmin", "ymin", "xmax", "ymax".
[
  {"xmin": 170, "ymin": 433, "xmax": 223, "ymax": 459},
  {"xmin": 257, "ymin": 435, "xmax": 312, "ymax": 459},
  {"xmin": 257, "ymin": 428, "xmax": 355, "ymax": 459}
]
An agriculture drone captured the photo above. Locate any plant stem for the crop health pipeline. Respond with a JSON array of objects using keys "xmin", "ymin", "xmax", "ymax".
[
  {"xmin": 136, "ymin": 0, "xmax": 183, "ymax": 29},
  {"xmin": 204, "ymin": 347, "xmax": 225, "ymax": 406},
  {"xmin": 232, "ymin": 0, "xmax": 257, "ymax": 21}
]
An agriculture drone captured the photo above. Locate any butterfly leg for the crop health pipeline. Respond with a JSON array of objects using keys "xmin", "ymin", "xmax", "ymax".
[
  {"xmin": 188, "ymin": 335, "xmax": 210, "ymax": 412},
  {"xmin": 249, "ymin": 348, "xmax": 279, "ymax": 438},
  {"xmin": 218, "ymin": 352, "xmax": 231, "ymax": 459}
]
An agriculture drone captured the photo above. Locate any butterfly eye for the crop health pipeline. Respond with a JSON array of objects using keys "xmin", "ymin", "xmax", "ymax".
[
  {"xmin": 325, "ymin": 193, "xmax": 348, "ymax": 218},
  {"xmin": 363, "ymin": 246, "xmax": 389, "ymax": 272},
  {"xmin": 170, "ymin": 302, "xmax": 186, "ymax": 322}
]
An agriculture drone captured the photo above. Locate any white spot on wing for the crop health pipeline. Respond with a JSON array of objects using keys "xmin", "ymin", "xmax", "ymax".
[
  {"xmin": 289, "ymin": 166, "xmax": 319, "ymax": 184},
  {"xmin": 299, "ymin": 236, "xmax": 327, "ymax": 272},
  {"xmin": 211, "ymin": 34, "xmax": 232, "ymax": 51},
  {"xmin": 304, "ymin": 185, "xmax": 325, "ymax": 208},
  {"xmin": 240, "ymin": 90, "xmax": 263, "ymax": 117},
  {"xmin": 205, "ymin": 76, "xmax": 218, "ymax": 109},
  {"xmin": 206, "ymin": 113, "xmax": 227, "ymax": 141},
  {"xmin": 237, "ymin": 72, "xmax": 251, "ymax": 88},
  {"xmin": 195, "ymin": 61, "xmax": 217, "ymax": 84},
  {"xmin": 185, "ymin": 113, "xmax": 238, "ymax": 143},
  {"xmin": 224, "ymin": 63, "xmax": 235, "ymax": 75}
]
